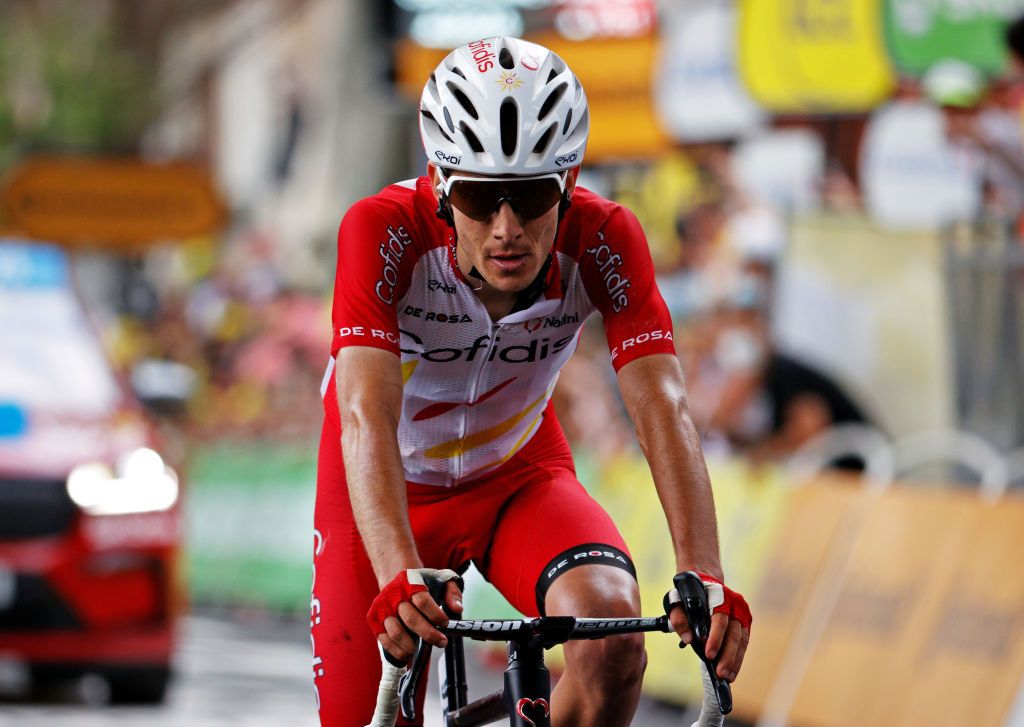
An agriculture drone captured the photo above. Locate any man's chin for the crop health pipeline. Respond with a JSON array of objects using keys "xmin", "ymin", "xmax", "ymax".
[{"xmin": 481, "ymin": 264, "xmax": 538, "ymax": 293}]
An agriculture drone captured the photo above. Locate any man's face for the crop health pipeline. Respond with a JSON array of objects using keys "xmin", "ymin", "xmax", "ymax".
[{"xmin": 429, "ymin": 165, "xmax": 578, "ymax": 294}]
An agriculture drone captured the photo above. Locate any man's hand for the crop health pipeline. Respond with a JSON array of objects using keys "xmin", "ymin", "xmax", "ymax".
[
  {"xmin": 367, "ymin": 569, "xmax": 464, "ymax": 662},
  {"xmin": 666, "ymin": 572, "xmax": 751, "ymax": 683}
]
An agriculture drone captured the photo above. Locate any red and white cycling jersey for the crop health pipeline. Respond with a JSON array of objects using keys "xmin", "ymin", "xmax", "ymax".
[{"xmin": 323, "ymin": 176, "xmax": 674, "ymax": 486}]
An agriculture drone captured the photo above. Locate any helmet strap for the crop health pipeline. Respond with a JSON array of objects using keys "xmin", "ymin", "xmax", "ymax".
[
  {"xmin": 558, "ymin": 191, "xmax": 572, "ymax": 218},
  {"xmin": 435, "ymin": 192, "xmax": 456, "ymax": 228}
]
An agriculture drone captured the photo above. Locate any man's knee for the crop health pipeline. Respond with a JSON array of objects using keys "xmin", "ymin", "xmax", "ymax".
[
  {"xmin": 567, "ymin": 630, "xmax": 648, "ymax": 691},
  {"xmin": 543, "ymin": 563, "xmax": 647, "ymax": 690}
]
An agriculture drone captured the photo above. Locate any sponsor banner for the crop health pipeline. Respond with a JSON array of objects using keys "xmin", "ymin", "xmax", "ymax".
[
  {"xmin": 884, "ymin": 0, "xmax": 1024, "ymax": 76},
  {"xmin": 655, "ymin": 1, "xmax": 764, "ymax": 142},
  {"xmin": 775, "ymin": 213, "xmax": 952, "ymax": 438},
  {"xmin": 738, "ymin": 0, "xmax": 896, "ymax": 113},
  {"xmin": 185, "ymin": 443, "xmax": 316, "ymax": 611},
  {"xmin": 860, "ymin": 100, "xmax": 981, "ymax": 229},
  {"xmin": 395, "ymin": 34, "xmax": 671, "ymax": 161}
]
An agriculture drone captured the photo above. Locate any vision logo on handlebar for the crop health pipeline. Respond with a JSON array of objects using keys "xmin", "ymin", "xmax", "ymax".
[
  {"xmin": 367, "ymin": 570, "xmax": 731, "ymax": 727},
  {"xmin": 668, "ymin": 571, "xmax": 733, "ymax": 715}
]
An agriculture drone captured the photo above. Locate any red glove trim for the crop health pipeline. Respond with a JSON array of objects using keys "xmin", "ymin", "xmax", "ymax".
[
  {"xmin": 697, "ymin": 571, "xmax": 752, "ymax": 629},
  {"xmin": 366, "ymin": 571, "xmax": 428, "ymax": 636}
]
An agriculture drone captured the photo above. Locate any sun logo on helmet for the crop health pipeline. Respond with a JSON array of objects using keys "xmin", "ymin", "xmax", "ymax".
[{"xmin": 496, "ymin": 71, "xmax": 524, "ymax": 92}]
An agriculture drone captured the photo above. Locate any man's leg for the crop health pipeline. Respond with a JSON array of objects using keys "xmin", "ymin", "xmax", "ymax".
[
  {"xmin": 543, "ymin": 563, "xmax": 646, "ymax": 727},
  {"xmin": 483, "ymin": 460, "xmax": 645, "ymax": 727}
]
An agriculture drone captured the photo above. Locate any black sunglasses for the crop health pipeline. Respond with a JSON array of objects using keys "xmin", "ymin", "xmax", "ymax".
[{"xmin": 437, "ymin": 170, "xmax": 567, "ymax": 221}]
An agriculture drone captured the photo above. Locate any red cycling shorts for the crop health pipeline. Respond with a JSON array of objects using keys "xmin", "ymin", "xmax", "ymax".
[{"xmin": 310, "ymin": 402, "xmax": 632, "ymax": 727}]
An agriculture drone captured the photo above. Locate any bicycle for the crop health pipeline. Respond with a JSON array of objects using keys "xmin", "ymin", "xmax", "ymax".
[{"xmin": 366, "ymin": 571, "xmax": 733, "ymax": 727}]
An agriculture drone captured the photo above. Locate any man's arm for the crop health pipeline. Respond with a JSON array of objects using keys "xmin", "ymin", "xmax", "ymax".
[
  {"xmin": 337, "ymin": 346, "xmax": 420, "ymax": 583},
  {"xmin": 616, "ymin": 352, "xmax": 750, "ymax": 682},
  {"xmin": 615, "ymin": 353, "xmax": 722, "ymax": 580},
  {"xmin": 335, "ymin": 346, "xmax": 459, "ymax": 659}
]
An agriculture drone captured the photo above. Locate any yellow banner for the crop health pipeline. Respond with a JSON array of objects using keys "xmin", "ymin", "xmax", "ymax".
[
  {"xmin": 738, "ymin": 0, "xmax": 896, "ymax": 112},
  {"xmin": 394, "ymin": 35, "xmax": 671, "ymax": 162}
]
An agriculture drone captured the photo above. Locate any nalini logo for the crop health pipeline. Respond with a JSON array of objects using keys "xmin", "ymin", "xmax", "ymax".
[{"xmin": 522, "ymin": 312, "xmax": 580, "ymax": 332}]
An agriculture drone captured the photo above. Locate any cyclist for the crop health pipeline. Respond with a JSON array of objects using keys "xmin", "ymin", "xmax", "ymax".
[{"xmin": 311, "ymin": 36, "xmax": 751, "ymax": 727}]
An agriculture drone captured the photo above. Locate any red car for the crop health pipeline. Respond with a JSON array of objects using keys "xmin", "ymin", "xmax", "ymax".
[{"xmin": 0, "ymin": 240, "xmax": 183, "ymax": 703}]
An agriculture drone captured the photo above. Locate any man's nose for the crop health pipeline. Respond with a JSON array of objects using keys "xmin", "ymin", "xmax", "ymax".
[{"xmin": 491, "ymin": 201, "xmax": 523, "ymax": 239}]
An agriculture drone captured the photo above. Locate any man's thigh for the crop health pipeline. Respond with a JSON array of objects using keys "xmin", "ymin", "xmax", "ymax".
[{"xmin": 481, "ymin": 465, "xmax": 636, "ymax": 617}]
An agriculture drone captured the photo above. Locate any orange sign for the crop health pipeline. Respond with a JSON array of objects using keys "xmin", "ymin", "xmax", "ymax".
[
  {"xmin": 394, "ymin": 34, "xmax": 671, "ymax": 161},
  {"xmin": 2, "ymin": 157, "xmax": 227, "ymax": 248}
]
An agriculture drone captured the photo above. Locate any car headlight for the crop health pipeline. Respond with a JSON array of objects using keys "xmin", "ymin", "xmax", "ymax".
[{"xmin": 67, "ymin": 448, "xmax": 179, "ymax": 515}]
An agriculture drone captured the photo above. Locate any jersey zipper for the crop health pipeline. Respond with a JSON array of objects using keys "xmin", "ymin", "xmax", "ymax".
[{"xmin": 457, "ymin": 320, "xmax": 501, "ymax": 480}]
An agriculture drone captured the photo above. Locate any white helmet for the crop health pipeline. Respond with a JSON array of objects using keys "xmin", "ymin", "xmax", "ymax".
[{"xmin": 420, "ymin": 36, "xmax": 589, "ymax": 176}]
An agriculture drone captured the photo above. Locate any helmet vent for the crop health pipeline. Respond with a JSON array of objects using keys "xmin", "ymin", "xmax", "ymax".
[
  {"xmin": 421, "ymin": 109, "xmax": 454, "ymax": 144},
  {"xmin": 500, "ymin": 98, "xmax": 518, "ymax": 157},
  {"xmin": 451, "ymin": 66, "xmax": 467, "ymax": 80},
  {"xmin": 546, "ymin": 68, "xmax": 559, "ymax": 84},
  {"xmin": 443, "ymin": 106, "xmax": 455, "ymax": 132},
  {"xmin": 460, "ymin": 123, "xmax": 484, "ymax": 153},
  {"xmin": 562, "ymin": 108, "xmax": 573, "ymax": 135},
  {"xmin": 498, "ymin": 47, "xmax": 515, "ymax": 70},
  {"xmin": 538, "ymin": 82, "xmax": 567, "ymax": 121},
  {"xmin": 532, "ymin": 123, "xmax": 556, "ymax": 155},
  {"xmin": 446, "ymin": 82, "xmax": 479, "ymax": 120}
]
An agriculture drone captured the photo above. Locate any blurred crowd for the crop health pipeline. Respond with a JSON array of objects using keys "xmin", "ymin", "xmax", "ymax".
[
  {"xmin": 106, "ymin": 229, "xmax": 331, "ymax": 445},
  {"xmin": 82, "ymin": 14, "xmax": 1024, "ymax": 473},
  {"xmin": 555, "ymin": 142, "xmax": 874, "ymax": 468}
]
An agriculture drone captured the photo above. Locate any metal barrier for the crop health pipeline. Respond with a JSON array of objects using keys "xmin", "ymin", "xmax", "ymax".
[{"xmin": 944, "ymin": 220, "xmax": 1024, "ymax": 453}]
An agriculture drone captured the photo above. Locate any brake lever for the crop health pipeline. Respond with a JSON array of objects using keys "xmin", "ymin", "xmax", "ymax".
[
  {"xmin": 397, "ymin": 576, "xmax": 464, "ymax": 721},
  {"xmin": 673, "ymin": 571, "xmax": 733, "ymax": 715},
  {"xmin": 398, "ymin": 634, "xmax": 431, "ymax": 720}
]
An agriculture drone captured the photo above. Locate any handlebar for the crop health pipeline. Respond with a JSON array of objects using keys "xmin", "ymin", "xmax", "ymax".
[{"xmin": 365, "ymin": 572, "xmax": 731, "ymax": 727}]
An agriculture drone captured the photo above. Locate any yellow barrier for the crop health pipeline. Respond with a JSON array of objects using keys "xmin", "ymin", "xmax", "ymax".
[
  {"xmin": 469, "ymin": 450, "xmax": 1024, "ymax": 724},
  {"xmin": 872, "ymin": 496, "xmax": 1024, "ymax": 726},
  {"xmin": 731, "ymin": 476, "xmax": 865, "ymax": 721},
  {"xmin": 588, "ymin": 456, "xmax": 794, "ymax": 706}
]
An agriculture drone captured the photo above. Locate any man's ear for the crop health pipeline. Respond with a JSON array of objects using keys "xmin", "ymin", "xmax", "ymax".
[
  {"xmin": 566, "ymin": 166, "xmax": 581, "ymax": 198},
  {"xmin": 427, "ymin": 163, "xmax": 443, "ymax": 202}
]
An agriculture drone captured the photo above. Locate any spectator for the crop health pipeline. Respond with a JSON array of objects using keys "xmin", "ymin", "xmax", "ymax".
[
  {"xmin": 693, "ymin": 286, "xmax": 875, "ymax": 469},
  {"xmin": 923, "ymin": 59, "xmax": 1024, "ymax": 218}
]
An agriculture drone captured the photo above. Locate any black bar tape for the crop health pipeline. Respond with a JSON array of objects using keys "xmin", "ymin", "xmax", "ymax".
[{"xmin": 534, "ymin": 543, "xmax": 637, "ymax": 616}]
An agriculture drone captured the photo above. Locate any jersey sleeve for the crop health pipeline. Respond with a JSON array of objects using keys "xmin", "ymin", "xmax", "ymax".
[
  {"xmin": 579, "ymin": 205, "xmax": 676, "ymax": 371},
  {"xmin": 331, "ymin": 196, "xmax": 416, "ymax": 358}
]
